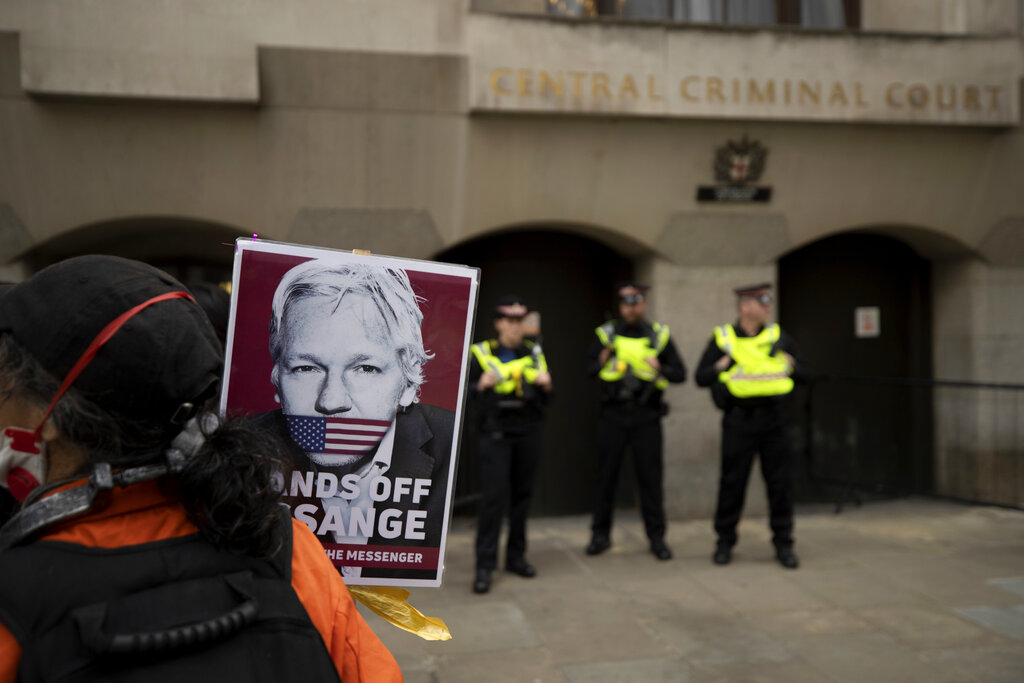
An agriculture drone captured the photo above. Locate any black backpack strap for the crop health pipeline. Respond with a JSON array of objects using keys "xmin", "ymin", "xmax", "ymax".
[
  {"xmin": 69, "ymin": 509, "xmax": 297, "ymax": 659},
  {"xmin": 73, "ymin": 570, "xmax": 261, "ymax": 657}
]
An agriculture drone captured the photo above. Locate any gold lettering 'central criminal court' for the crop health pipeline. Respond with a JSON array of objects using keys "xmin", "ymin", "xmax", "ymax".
[{"xmin": 482, "ymin": 68, "xmax": 1009, "ymax": 123}]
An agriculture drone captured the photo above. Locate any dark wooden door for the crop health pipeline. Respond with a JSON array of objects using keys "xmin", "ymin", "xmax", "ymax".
[
  {"xmin": 779, "ymin": 232, "xmax": 933, "ymax": 500},
  {"xmin": 438, "ymin": 230, "xmax": 633, "ymax": 516}
]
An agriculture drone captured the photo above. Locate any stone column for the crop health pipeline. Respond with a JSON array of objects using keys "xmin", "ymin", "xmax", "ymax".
[
  {"xmin": 645, "ymin": 210, "xmax": 790, "ymax": 520},
  {"xmin": 932, "ymin": 256, "xmax": 1024, "ymax": 506}
]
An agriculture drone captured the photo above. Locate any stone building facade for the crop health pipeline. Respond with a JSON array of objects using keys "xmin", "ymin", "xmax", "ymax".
[{"xmin": 2, "ymin": 0, "xmax": 1022, "ymax": 516}]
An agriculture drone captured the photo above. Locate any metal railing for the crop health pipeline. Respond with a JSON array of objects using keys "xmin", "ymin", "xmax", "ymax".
[{"xmin": 798, "ymin": 376, "xmax": 1024, "ymax": 512}]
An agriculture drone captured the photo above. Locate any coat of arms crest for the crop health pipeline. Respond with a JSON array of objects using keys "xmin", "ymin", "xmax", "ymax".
[{"xmin": 713, "ymin": 135, "xmax": 768, "ymax": 186}]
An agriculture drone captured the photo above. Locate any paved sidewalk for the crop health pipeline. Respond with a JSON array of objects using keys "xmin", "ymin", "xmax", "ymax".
[{"xmin": 362, "ymin": 498, "xmax": 1024, "ymax": 682}]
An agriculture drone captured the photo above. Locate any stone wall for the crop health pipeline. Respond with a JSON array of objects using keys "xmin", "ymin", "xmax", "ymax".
[
  {"xmin": 933, "ymin": 258, "xmax": 1024, "ymax": 506},
  {"xmin": 1, "ymin": 1, "xmax": 1023, "ymax": 516},
  {"xmin": 647, "ymin": 257, "xmax": 777, "ymax": 518}
]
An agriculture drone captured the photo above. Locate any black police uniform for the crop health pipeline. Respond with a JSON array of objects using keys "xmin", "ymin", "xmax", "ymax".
[
  {"xmin": 468, "ymin": 339, "xmax": 549, "ymax": 576},
  {"xmin": 585, "ymin": 320, "xmax": 686, "ymax": 552},
  {"xmin": 695, "ymin": 322, "xmax": 807, "ymax": 559}
]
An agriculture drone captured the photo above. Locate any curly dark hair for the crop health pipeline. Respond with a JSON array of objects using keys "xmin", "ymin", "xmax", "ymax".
[{"xmin": 0, "ymin": 333, "xmax": 288, "ymax": 557}]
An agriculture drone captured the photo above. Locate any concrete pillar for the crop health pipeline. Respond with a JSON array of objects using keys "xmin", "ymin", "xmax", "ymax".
[
  {"xmin": 933, "ymin": 257, "xmax": 1024, "ymax": 506},
  {"xmin": 644, "ymin": 255, "xmax": 777, "ymax": 521}
]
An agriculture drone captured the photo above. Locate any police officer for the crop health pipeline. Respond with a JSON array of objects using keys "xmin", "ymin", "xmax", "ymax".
[
  {"xmin": 469, "ymin": 296, "xmax": 552, "ymax": 594},
  {"xmin": 585, "ymin": 281, "xmax": 686, "ymax": 560},
  {"xmin": 695, "ymin": 283, "xmax": 806, "ymax": 569}
]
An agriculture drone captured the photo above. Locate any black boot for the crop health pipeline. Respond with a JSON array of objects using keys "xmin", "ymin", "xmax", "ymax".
[
  {"xmin": 473, "ymin": 568, "xmax": 492, "ymax": 593},
  {"xmin": 776, "ymin": 547, "xmax": 799, "ymax": 569},
  {"xmin": 650, "ymin": 539, "xmax": 672, "ymax": 560},
  {"xmin": 712, "ymin": 544, "xmax": 733, "ymax": 565},
  {"xmin": 506, "ymin": 559, "xmax": 537, "ymax": 577},
  {"xmin": 586, "ymin": 535, "xmax": 611, "ymax": 555}
]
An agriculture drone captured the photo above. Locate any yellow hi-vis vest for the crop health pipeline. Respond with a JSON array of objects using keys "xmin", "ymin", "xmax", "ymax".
[
  {"xmin": 713, "ymin": 323, "xmax": 794, "ymax": 398},
  {"xmin": 595, "ymin": 322, "xmax": 670, "ymax": 390},
  {"xmin": 471, "ymin": 340, "xmax": 548, "ymax": 397}
]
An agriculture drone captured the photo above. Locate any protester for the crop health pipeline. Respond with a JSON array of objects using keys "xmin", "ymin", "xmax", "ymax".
[
  {"xmin": 585, "ymin": 281, "xmax": 686, "ymax": 560},
  {"xmin": 468, "ymin": 296, "xmax": 552, "ymax": 594},
  {"xmin": 0, "ymin": 283, "xmax": 13, "ymax": 527},
  {"xmin": 0, "ymin": 255, "xmax": 401, "ymax": 682},
  {"xmin": 695, "ymin": 282, "xmax": 807, "ymax": 569}
]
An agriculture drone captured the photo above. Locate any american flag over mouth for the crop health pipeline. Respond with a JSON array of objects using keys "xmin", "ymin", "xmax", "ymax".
[{"xmin": 285, "ymin": 415, "xmax": 392, "ymax": 455}]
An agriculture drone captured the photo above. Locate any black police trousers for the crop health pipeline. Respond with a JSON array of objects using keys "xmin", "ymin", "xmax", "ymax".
[
  {"xmin": 590, "ymin": 406, "xmax": 666, "ymax": 543},
  {"xmin": 714, "ymin": 405, "xmax": 795, "ymax": 550},
  {"xmin": 475, "ymin": 424, "xmax": 543, "ymax": 571}
]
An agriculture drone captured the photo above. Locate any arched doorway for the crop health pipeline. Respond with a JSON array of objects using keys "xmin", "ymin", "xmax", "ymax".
[
  {"xmin": 779, "ymin": 231, "xmax": 933, "ymax": 501},
  {"xmin": 438, "ymin": 229, "xmax": 634, "ymax": 516},
  {"xmin": 22, "ymin": 216, "xmax": 243, "ymax": 284}
]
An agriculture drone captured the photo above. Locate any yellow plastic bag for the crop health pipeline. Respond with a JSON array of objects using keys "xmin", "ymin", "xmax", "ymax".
[{"xmin": 347, "ymin": 585, "xmax": 452, "ymax": 641}]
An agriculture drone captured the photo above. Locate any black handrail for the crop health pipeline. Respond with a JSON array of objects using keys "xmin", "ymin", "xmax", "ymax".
[
  {"xmin": 802, "ymin": 375, "xmax": 1024, "ymax": 513},
  {"xmin": 816, "ymin": 375, "xmax": 1024, "ymax": 391}
]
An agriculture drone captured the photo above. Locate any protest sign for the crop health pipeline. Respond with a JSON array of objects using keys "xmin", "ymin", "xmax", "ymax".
[{"xmin": 221, "ymin": 239, "xmax": 478, "ymax": 587}]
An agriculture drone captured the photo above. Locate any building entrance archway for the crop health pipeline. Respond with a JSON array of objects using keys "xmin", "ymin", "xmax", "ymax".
[
  {"xmin": 779, "ymin": 231, "xmax": 933, "ymax": 501},
  {"xmin": 438, "ymin": 229, "xmax": 634, "ymax": 517},
  {"xmin": 22, "ymin": 216, "xmax": 242, "ymax": 285}
]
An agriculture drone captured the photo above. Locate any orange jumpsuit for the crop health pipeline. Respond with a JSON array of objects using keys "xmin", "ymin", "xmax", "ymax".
[{"xmin": 0, "ymin": 479, "xmax": 402, "ymax": 683}]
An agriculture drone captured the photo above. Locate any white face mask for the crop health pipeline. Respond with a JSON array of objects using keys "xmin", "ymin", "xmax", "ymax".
[{"xmin": 0, "ymin": 426, "xmax": 47, "ymax": 502}]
